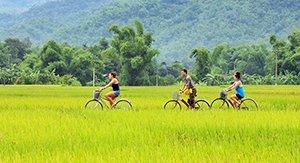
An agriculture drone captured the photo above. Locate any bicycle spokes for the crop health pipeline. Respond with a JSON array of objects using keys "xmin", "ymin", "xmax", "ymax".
[
  {"xmin": 239, "ymin": 99, "xmax": 258, "ymax": 111},
  {"xmin": 195, "ymin": 100, "xmax": 210, "ymax": 110},
  {"xmin": 164, "ymin": 100, "xmax": 181, "ymax": 110},
  {"xmin": 169, "ymin": 102, "xmax": 179, "ymax": 110},
  {"xmin": 114, "ymin": 100, "xmax": 133, "ymax": 110},
  {"xmin": 85, "ymin": 100, "xmax": 103, "ymax": 110},
  {"xmin": 211, "ymin": 98, "xmax": 229, "ymax": 109}
]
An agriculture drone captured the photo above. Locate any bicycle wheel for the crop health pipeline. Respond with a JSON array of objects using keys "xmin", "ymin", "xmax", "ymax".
[
  {"xmin": 195, "ymin": 99, "xmax": 210, "ymax": 110},
  {"xmin": 239, "ymin": 98, "xmax": 258, "ymax": 111},
  {"xmin": 164, "ymin": 100, "xmax": 181, "ymax": 110},
  {"xmin": 211, "ymin": 98, "xmax": 229, "ymax": 109},
  {"xmin": 113, "ymin": 99, "xmax": 133, "ymax": 110},
  {"xmin": 85, "ymin": 99, "xmax": 103, "ymax": 110}
]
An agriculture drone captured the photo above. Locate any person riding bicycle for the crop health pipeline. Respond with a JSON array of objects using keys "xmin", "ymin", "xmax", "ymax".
[
  {"xmin": 99, "ymin": 72, "xmax": 120, "ymax": 108},
  {"xmin": 180, "ymin": 69, "xmax": 197, "ymax": 109},
  {"xmin": 225, "ymin": 72, "xmax": 245, "ymax": 109}
]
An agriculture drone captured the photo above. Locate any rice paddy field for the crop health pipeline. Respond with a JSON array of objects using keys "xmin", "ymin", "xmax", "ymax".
[{"xmin": 0, "ymin": 85, "xmax": 299, "ymax": 162}]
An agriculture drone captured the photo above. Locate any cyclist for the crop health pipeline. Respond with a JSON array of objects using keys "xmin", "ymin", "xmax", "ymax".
[
  {"xmin": 180, "ymin": 69, "xmax": 197, "ymax": 109},
  {"xmin": 99, "ymin": 71, "xmax": 120, "ymax": 108},
  {"xmin": 225, "ymin": 72, "xmax": 244, "ymax": 108}
]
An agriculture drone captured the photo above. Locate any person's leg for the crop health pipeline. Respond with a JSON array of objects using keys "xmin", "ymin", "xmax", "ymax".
[
  {"xmin": 230, "ymin": 94, "xmax": 239, "ymax": 108},
  {"xmin": 189, "ymin": 91, "xmax": 195, "ymax": 109},
  {"xmin": 105, "ymin": 92, "xmax": 115, "ymax": 108},
  {"xmin": 187, "ymin": 98, "xmax": 191, "ymax": 108},
  {"xmin": 235, "ymin": 94, "xmax": 242, "ymax": 107}
]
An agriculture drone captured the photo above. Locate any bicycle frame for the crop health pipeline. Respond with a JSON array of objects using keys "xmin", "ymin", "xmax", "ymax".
[
  {"xmin": 86, "ymin": 90, "xmax": 133, "ymax": 110},
  {"xmin": 172, "ymin": 92, "xmax": 191, "ymax": 107},
  {"xmin": 224, "ymin": 97, "xmax": 238, "ymax": 108},
  {"xmin": 223, "ymin": 90, "xmax": 242, "ymax": 108},
  {"xmin": 174, "ymin": 92, "xmax": 200, "ymax": 108},
  {"xmin": 179, "ymin": 99, "xmax": 190, "ymax": 107},
  {"xmin": 95, "ymin": 91, "xmax": 115, "ymax": 109},
  {"xmin": 164, "ymin": 91, "xmax": 211, "ymax": 110}
]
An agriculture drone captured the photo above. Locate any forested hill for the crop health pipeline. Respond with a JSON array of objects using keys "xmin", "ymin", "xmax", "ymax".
[
  {"xmin": 0, "ymin": 0, "xmax": 55, "ymax": 14},
  {"xmin": 0, "ymin": 0, "xmax": 299, "ymax": 62}
]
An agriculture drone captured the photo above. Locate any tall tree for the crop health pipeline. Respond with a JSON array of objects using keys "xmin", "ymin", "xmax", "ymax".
[
  {"xmin": 69, "ymin": 49, "xmax": 100, "ymax": 85},
  {"xmin": 269, "ymin": 34, "xmax": 290, "ymax": 83},
  {"xmin": 288, "ymin": 28, "xmax": 300, "ymax": 53},
  {"xmin": 190, "ymin": 48, "xmax": 211, "ymax": 81},
  {"xmin": 108, "ymin": 20, "xmax": 159, "ymax": 85},
  {"xmin": 4, "ymin": 38, "xmax": 30, "ymax": 64},
  {"xmin": 40, "ymin": 40, "xmax": 62, "ymax": 68}
]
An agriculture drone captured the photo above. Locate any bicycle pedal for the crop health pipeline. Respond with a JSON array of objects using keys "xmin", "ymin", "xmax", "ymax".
[{"xmin": 241, "ymin": 107, "xmax": 249, "ymax": 110}]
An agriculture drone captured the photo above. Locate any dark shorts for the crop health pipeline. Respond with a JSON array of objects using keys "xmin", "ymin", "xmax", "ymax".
[
  {"xmin": 190, "ymin": 88, "xmax": 197, "ymax": 97},
  {"xmin": 236, "ymin": 94, "xmax": 244, "ymax": 100}
]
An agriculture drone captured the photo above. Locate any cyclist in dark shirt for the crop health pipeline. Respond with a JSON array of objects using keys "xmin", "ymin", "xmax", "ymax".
[{"xmin": 100, "ymin": 72, "xmax": 120, "ymax": 108}]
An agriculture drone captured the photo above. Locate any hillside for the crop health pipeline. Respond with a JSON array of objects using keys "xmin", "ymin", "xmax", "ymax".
[
  {"xmin": 0, "ymin": 0, "xmax": 55, "ymax": 14},
  {"xmin": 0, "ymin": 0, "xmax": 299, "ymax": 63}
]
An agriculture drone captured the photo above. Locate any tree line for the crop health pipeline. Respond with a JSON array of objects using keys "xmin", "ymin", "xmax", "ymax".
[
  {"xmin": 189, "ymin": 28, "xmax": 300, "ymax": 85},
  {"xmin": 0, "ymin": 20, "xmax": 299, "ymax": 86}
]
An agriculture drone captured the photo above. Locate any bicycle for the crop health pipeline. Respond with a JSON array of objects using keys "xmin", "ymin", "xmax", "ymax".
[
  {"xmin": 164, "ymin": 92, "xmax": 210, "ymax": 110},
  {"xmin": 85, "ymin": 90, "xmax": 133, "ymax": 110},
  {"xmin": 211, "ymin": 90, "xmax": 258, "ymax": 110}
]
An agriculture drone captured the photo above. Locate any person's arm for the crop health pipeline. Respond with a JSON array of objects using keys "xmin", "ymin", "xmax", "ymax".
[
  {"xmin": 181, "ymin": 78, "xmax": 191, "ymax": 93},
  {"xmin": 226, "ymin": 81, "xmax": 238, "ymax": 91},
  {"xmin": 180, "ymin": 79, "xmax": 186, "ymax": 93},
  {"xmin": 100, "ymin": 79, "xmax": 116, "ymax": 90},
  {"xmin": 180, "ymin": 85, "xmax": 187, "ymax": 93}
]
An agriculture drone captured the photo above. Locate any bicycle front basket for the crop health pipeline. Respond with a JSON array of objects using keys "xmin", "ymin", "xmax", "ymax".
[
  {"xmin": 219, "ymin": 90, "xmax": 228, "ymax": 99},
  {"xmin": 172, "ymin": 92, "xmax": 180, "ymax": 100},
  {"xmin": 93, "ymin": 90, "xmax": 100, "ymax": 99}
]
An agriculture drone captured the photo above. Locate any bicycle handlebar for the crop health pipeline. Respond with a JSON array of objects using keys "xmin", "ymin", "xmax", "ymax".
[
  {"xmin": 224, "ymin": 88, "xmax": 231, "ymax": 92},
  {"xmin": 95, "ymin": 89, "xmax": 104, "ymax": 95}
]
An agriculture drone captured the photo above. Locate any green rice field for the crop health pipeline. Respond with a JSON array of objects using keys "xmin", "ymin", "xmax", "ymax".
[{"xmin": 0, "ymin": 85, "xmax": 299, "ymax": 162}]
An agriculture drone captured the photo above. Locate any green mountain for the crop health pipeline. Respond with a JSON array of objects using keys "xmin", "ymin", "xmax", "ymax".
[
  {"xmin": 0, "ymin": 0, "xmax": 299, "ymax": 63},
  {"xmin": 0, "ymin": 0, "xmax": 55, "ymax": 14}
]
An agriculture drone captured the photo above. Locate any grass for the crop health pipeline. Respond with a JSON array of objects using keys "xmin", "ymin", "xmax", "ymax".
[{"xmin": 0, "ymin": 85, "xmax": 299, "ymax": 162}]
